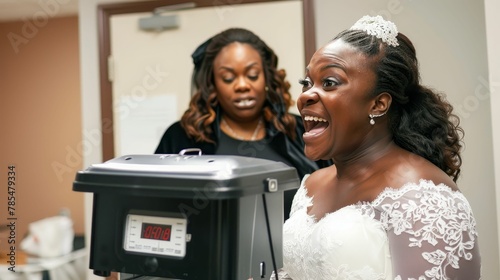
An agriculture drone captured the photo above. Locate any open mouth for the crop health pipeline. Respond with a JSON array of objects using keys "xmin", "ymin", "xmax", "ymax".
[
  {"xmin": 303, "ymin": 115, "xmax": 329, "ymax": 136},
  {"xmin": 234, "ymin": 99, "xmax": 256, "ymax": 109}
]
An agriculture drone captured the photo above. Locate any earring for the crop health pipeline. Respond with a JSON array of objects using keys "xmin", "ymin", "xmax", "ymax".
[
  {"xmin": 369, "ymin": 112, "xmax": 386, "ymax": 125},
  {"xmin": 265, "ymin": 86, "xmax": 269, "ymax": 92}
]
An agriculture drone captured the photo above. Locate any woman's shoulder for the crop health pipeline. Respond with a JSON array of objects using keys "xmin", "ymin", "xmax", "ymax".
[
  {"xmin": 380, "ymin": 149, "xmax": 458, "ymax": 191},
  {"xmin": 164, "ymin": 121, "xmax": 184, "ymax": 133},
  {"xmin": 302, "ymin": 166, "xmax": 336, "ymax": 194},
  {"xmin": 156, "ymin": 121, "xmax": 183, "ymax": 142},
  {"xmin": 155, "ymin": 121, "xmax": 193, "ymax": 154},
  {"xmin": 371, "ymin": 152, "xmax": 467, "ymax": 209}
]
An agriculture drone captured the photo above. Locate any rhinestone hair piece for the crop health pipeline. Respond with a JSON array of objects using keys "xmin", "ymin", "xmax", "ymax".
[{"xmin": 349, "ymin": 15, "xmax": 399, "ymax": 47}]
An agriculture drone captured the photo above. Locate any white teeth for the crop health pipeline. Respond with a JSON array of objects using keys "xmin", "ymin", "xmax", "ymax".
[
  {"xmin": 304, "ymin": 115, "xmax": 327, "ymax": 122},
  {"xmin": 236, "ymin": 99, "xmax": 253, "ymax": 106}
]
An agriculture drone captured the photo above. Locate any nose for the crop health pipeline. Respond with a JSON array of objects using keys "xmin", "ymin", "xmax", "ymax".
[
  {"xmin": 234, "ymin": 76, "xmax": 250, "ymax": 92},
  {"xmin": 297, "ymin": 88, "xmax": 319, "ymax": 109}
]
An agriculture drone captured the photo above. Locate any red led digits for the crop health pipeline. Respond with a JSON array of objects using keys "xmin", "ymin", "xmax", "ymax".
[{"xmin": 141, "ymin": 223, "xmax": 172, "ymax": 241}]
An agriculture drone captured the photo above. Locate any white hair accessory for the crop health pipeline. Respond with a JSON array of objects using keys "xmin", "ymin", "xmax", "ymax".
[{"xmin": 350, "ymin": 15, "xmax": 399, "ymax": 47}]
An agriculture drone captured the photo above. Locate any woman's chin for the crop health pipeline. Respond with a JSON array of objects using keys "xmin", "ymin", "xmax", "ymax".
[{"xmin": 304, "ymin": 148, "xmax": 327, "ymax": 162}]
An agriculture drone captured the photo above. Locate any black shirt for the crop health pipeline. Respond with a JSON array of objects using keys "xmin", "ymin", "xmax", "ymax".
[
  {"xmin": 216, "ymin": 131, "xmax": 293, "ymax": 166},
  {"xmin": 155, "ymin": 116, "xmax": 332, "ymax": 220}
]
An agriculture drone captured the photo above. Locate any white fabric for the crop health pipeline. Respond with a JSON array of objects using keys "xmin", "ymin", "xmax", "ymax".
[
  {"xmin": 20, "ymin": 216, "xmax": 74, "ymax": 258},
  {"xmin": 280, "ymin": 175, "xmax": 481, "ymax": 280},
  {"xmin": 0, "ymin": 249, "xmax": 86, "ymax": 280}
]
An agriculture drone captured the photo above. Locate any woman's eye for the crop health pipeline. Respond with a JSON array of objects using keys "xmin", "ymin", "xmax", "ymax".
[
  {"xmin": 248, "ymin": 74, "xmax": 259, "ymax": 81},
  {"xmin": 298, "ymin": 78, "xmax": 312, "ymax": 89},
  {"xmin": 323, "ymin": 78, "xmax": 339, "ymax": 88},
  {"xmin": 222, "ymin": 76, "xmax": 234, "ymax": 83}
]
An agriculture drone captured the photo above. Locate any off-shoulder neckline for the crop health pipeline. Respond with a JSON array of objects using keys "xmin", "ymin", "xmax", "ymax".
[
  {"xmin": 370, "ymin": 179, "xmax": 464, "ymax": 206},
  {"xmin": 300, "ymin": 177, "xmax": 465, "ymax": 223}
]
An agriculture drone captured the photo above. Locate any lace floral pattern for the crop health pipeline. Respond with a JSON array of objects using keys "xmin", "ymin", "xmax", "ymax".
[
  {"xmin": 280, "ymin": 178, "xmax": 481, "ymax": 280},
  {"xmin": 373, "ymin": 180, "xmax": 480, "ymax": 279}
]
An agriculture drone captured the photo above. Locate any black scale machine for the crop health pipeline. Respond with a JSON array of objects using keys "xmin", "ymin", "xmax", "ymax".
[{"xmin": 73, "ymin": 150, "xmax": 299, "ymax": 279}]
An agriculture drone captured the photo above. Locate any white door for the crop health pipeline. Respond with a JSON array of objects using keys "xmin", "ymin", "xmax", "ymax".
[{"xmin": 109, "ymin": 1, "xmax": 306, "ymax": 156}]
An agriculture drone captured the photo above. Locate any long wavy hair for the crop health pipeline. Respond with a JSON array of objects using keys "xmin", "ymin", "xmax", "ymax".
[
  {"xmin": 333, "ymin": 29, "xmax": 464, "ymax": 182},
  {"xmin": 181, "ymin": 28, "xmax": 297, "ymax": 143}
]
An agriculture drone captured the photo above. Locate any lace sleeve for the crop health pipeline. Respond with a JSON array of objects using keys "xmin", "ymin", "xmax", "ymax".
[
  {"xmin": 376, "ymin": 181, "xmax": 481, "ymax": 279},
  {"xmin": 269, "ymin": 268, "xmax": 293, "ymax": 280},
  {"xmin": 288, "ymin": 174, "xmax": 311, "ymax": 218}
]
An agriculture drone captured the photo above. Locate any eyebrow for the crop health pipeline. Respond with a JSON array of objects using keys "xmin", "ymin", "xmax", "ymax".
[
  {"xmin": 217, "ymin": 62, "xmax": 260, "ymax": 71},
  {"xmin": 306, "ymin": 63, "xmax": 346, "ymax": 73}
]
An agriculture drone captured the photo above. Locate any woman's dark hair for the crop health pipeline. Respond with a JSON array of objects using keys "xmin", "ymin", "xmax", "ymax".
[
  {"xmin": 181, "ymin": 28, "xmax": 296, "ymax": 143},
  {"xmin": 333, "ymin": 29, "xmax": 464, "ymax": 182}
]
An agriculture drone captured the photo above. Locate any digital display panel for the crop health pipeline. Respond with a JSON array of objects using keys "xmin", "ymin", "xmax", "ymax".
[{"xmin": 141, "ymin": 222, "xmax": 172, "ymax": 241}]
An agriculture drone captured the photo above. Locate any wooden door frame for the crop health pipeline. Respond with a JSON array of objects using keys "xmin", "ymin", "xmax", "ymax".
[{"xmin": 98, "ymin": 0, "xmax": 317, "ymax": 161}]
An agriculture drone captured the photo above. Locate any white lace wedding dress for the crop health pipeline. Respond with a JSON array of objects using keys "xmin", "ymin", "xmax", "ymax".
[{"xmin": 275, "ymin": 175, "xmax": 481, "ymax": 280}]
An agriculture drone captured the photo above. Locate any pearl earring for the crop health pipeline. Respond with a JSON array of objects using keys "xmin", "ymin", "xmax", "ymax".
[{"xmin": 369, "ymin": 112, "xmax": 386, "ymax": 125}]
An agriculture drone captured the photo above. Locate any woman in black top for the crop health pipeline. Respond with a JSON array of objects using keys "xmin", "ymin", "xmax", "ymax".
[{"xmin": 155, "ymin": 28, "xmax": 331, "ymax": 220}]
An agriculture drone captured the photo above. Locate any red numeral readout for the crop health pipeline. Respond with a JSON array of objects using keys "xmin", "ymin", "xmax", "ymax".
[{"xmin": 141, "ymin": 223, "xmax": 172, "ymax": 241}]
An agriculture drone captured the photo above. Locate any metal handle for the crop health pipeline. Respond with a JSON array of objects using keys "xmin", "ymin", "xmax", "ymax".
[{"xmin": 178, "ymin": 148, "xmax": 202, "ymax": 156}]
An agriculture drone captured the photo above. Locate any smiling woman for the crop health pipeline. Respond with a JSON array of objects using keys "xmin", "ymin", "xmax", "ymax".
[{"xmin": 275, "ymin": 15, "xmax": 482, "ymax": 280}]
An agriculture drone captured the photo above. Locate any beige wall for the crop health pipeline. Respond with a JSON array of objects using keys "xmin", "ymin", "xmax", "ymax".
[
  {"xmin": 484, "ymin": 0, "xmax": 500, "ymax": 272},
  {"xmin": 314, "ymin": 0, "xmax": 498, "ymax": 278},
  {"xmin": 110, "ymin": 2, "xmax": 304, "ymax": 156},
  {"xmin": 485, "ymin": 0, "xmax": 500, "ymax": 274},
  {"xmin": 0, "ymin": 16, "xmax": 85, "ymax": 252}
]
